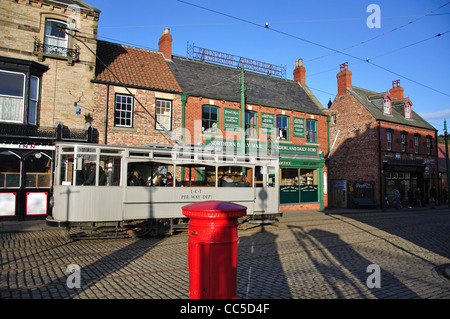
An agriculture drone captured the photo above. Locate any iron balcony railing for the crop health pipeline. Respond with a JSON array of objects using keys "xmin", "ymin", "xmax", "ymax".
[{"xmin": 33, "ymin": 37, "xmax": 80, "ymax": 61}]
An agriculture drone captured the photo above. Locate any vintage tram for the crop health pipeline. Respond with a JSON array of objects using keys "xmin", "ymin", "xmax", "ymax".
[{"xmin": 46, "ymin": 142, "xmax": 280, "ymax": 238}]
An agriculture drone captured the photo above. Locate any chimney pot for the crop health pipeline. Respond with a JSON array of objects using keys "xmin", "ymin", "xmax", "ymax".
[
  {"xmin": 293, "ymin": 58, "xmax": 306, "ymax": 84},
  {"xmin": 158, "ymin": 27, "xmax": 173, "ymax": 60},
  {"xmin": 337, "ymin": 62, "xmax": 352, "ymax": 96}
]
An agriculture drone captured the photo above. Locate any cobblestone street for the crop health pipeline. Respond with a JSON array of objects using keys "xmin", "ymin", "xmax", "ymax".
[{"xmin": 1, "ymin": 208, "xmax": 449, "ymax": 300}]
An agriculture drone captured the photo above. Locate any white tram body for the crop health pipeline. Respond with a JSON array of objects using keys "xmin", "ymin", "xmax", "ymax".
[{"xmin": 47, "ymin": 142, "xmax": 280, "ymax": 237}]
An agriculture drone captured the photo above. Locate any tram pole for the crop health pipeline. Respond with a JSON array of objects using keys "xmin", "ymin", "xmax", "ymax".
[
  {"xmin": 445, "ymin": 120, "xmax": 450, "ymax": 208},
  {"xmin": 240, "ymin": 65, "xmax": 246, "ymax": 155}
]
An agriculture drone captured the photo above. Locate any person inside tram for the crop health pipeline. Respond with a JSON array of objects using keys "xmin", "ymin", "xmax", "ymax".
[
  {"xmin": 237, "ymin": 174, "xmax": 250, "ymax": 187},
  {"xmin": 129, "ymin": 170, "xmax": 144, "ymax": 186},
  {"xmin": 83, "ymin": 163, "xmax": 106, "ymax": 186},
  {"xmin": 153, "ymin": 174, "xmax": 165, "ymax": 186},
  {"xmin": 165, "ymin": 172, "xmax": 174, "ymax": 187}
]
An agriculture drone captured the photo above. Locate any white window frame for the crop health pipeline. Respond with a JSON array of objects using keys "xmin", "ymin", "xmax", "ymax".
[
  {"xmin": 44, "ymin": 19, "xmax": 69, "ymax": 54},
  {"xmin": 155, "ymin": 99, "xmax": 172, "ymax": 131},
  {"xmin": 28, "ymin": 76, "xmax": 39, "ymax": 125},
  {"xmin": 386, "ymin": 131, "xmax": 392, "ymax": 151},
  {"xmin": 114, "ymin": 94, "xmax": 134, "ymax": 128},
  {"xmin": 0, "ymin": 70, "xmax": 26, "ymax": 124}
]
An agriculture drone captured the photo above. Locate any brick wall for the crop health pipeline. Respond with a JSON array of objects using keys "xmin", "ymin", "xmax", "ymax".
[
  {"xmin": 93, "ymin": 83, "xmax": 182, "ymax": 146},
  {"xmin": 329, "ymin": 93, "xmax": 379, "ymax": 182}
]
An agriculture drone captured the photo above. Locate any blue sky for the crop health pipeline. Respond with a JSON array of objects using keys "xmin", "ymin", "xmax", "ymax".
[{"xmin": 87, "ymin": 0, "xmax": 450, "ymax": 134}]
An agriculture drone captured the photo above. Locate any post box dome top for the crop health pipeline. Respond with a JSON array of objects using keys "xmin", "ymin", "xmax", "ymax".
[{"xmin": 182, "ymin": 201, "xmax": 247, "ymax": 219}]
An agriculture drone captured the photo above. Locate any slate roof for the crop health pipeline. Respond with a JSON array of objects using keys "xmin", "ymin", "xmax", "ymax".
[
  {"xmin": 167, "ymin": 56, "xmax": 325, "ymax": 115},
  {"xmin": 348, "ymin": 87, "xmax": 435, "ymax": 131},
  {"xmin": 95, "ymin": 41, "xmax": 182, "ymax": 93}
]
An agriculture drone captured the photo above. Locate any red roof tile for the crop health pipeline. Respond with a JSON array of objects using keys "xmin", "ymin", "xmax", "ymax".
[{"xmin": 95, "ymin": 40, "xmax": 181, "ymax": 93}]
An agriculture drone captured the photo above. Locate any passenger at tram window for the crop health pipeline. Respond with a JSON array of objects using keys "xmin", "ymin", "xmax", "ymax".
[
  {"xmin": 153, "ymin": 174, "xmax": 165, "ymax": 186},
  {"xmin": 83, "ymin": 163, "xmax": 96, "ymax": 185},
  {"xmin": 222, "ymin": 174, "xmax": 235, "ymax": 187},
  {"xmin": 237, "ymin": 175, "xmax": 250, "ymax": 187},
  {"xmin": 129, "ymin": 170, "xmax": 144, "ymax": 186},
  {"xmin": 165, "ymin": 172, "xmax": 174, "ymax": 187}
]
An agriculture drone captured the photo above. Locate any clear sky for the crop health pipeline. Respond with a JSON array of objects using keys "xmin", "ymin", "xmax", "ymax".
[{"xmin": 86, "ymin": 0, "xmax": 450, "ymax": 135}]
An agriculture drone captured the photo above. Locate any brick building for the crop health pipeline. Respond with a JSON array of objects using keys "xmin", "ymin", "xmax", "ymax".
[
  {"xmin": 0, "ymin": 0, "xmax": 100, "ymax": 220},
  {"xmin": 167, "ymin": 38, "xmax": 329, "ymax": 211},
  {"xmin": 329, "ymin": 62, "xmax": 439, "ymax": 209},
  {"xmin": 92, "ymin": 32, "xmax": 182, "ymax": 147}
]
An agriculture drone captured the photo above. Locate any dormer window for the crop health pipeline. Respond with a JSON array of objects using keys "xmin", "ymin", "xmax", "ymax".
[
  {"xmin": 383, "ymin": 94, "xmax": 392, "ymax": 115},
  {"xmin": 404, "ymin": 98, "xmax": 412, "ymax": 120}
]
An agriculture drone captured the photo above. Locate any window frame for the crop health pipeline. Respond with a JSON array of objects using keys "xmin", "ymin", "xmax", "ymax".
[
  {"xmin": 383, "ymin": 97, "xmax": 392, "ymax": 115},
  {"xmin": 0, "ymin": 69, "xmax": 26, "ymax": 124},
  {"xmin": 386, "ymin": 131, "xmax": 392, "ymax": 151},
  {"xmin": 306, "ymin": 119, "xmax": 318, "ymax": 144},
  {"xmin": 114, "ymin": 94, "xmax": 134, "ymax": 128},
  {"xmin": 401, "ymin": 133, "xmax": 407, "ymax": 152},
  {"xmin": 28, "ymin": 76, "xmax": 39, "ymax": 125},
  {"xmin": 155, "ymin": 98, "xmax": 172, "ymax": 131},
  {"xmin": 202, "ymin": 105, "xmax": 220, "ymax": 134},
  {"xmin": 276, "ymin": 115, "xmax": 289, "ymax": 140},
  {"xmin": 245, "ymin": 110, "xmax": 257, "ymax": 138},
  {"xmin": 43, "ymin": 19, "xmax": 69, "ymax": 53}
]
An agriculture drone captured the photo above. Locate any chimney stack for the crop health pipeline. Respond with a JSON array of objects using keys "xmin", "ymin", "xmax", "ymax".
[
  {"xmin": 293, "ymin": 58, "xmax": 306, "ymax": 84},
  {"xmin": 336, "ymin": 62, "xmax": 352, "ymax": 97},
  {"xmin": 389, "ymin": 79, "xmax": 404, "ymax": 99},
  {"xmin": 158, "ymin": 27, "xmax": 172, "ymax": 60}
]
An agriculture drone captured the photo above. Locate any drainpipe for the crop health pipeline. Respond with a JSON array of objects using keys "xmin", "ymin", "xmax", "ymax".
[
  {"xmin": 181, "ymin": 93, "xmax": 187, "ymax": 143},
  {"xmin": 104, "ymin": 84, "xmax": 109, "ymax": 144},
  {"xmin": 378, "ymin": 121, "xmax": 384, "ymax": 210}
]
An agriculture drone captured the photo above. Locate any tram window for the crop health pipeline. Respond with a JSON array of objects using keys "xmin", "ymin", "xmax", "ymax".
[
  {"xmin": 0, "ymin": 153, "xmax": 20, "ymax": 188},
  {"xmin": 100, "ymin": 156, "xmax": 121, "ymax": 186},
  {"xmin": 179, "ymin": 165, "xmax": 216, "ymax": 187},
  {"xmin": 255, "ymin": 166, "xmax": 263, "ymax": 188},
  {"xmin": 268, "ymin": 166, "xmax": 276, "ymax": 188},
  {"xmin": 127, "ymin": 162, "xmax": 174, "ymax": 187},
  {"xmin": 25, "ymin": 152, "xmax": 51, "ymax": 188},
  {"xmin": 75, "ymin": 154, "xmax": 100, "ymax": 186},
  {"xmin": 218, "ymin": 166, "xmax": 252, "ymax": 187},
  {"xmin": 59, "ymin": 154, "xmax": 74, "ymax": 186}
]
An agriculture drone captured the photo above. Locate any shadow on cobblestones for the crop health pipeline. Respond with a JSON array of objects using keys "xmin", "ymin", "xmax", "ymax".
[
  {"xmin": 238, "ymin": 226, "xmax": 292, "ymax": 299},
  {"xmin": 54, "ymin": 237, "xmax": 163, "ymax": 299},
  {"xmin": 289, "ymin": 225, "xmax": 420, "ymax": 298}
]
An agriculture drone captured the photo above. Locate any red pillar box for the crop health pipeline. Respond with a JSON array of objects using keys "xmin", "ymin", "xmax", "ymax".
[{"xmin": 182, "ymin": 201, "xmax": 247, "ymax": 299}]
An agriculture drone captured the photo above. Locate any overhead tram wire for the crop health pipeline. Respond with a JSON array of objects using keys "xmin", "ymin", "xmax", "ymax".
[
  {"xmin": 306, "ymin": 2, "xmax": 450, "ymax": 62},
  {"xmin": 177, "ymin": 0, "xmax": 450, "ymax": 98},
  {"xmin": 60, "ymin": 27, "xmax": 182, "ymax": 145}
]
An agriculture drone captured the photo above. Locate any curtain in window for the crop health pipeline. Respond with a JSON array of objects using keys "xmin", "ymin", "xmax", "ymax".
[
  {"xmin": 44, "ymin": 20, "xmax": 68, "ymax": 55},
  {"xmin": 0, "ymin": 96, "xmax": 23, "ymax": 122}
]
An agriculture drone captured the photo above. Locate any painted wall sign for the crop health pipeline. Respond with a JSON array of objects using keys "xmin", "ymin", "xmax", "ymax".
[
  {"xmin": 223, "ymin": 108, "xmax": 240, "ymax": 131},
  {"xmin": 293, "ymin": 117, "xmax": 305, "ymax": 137}
]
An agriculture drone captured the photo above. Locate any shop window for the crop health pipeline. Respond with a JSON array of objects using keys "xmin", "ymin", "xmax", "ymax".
[
  {"xmin": 276, "ymin": 115, "xmax": 289, "ymax": 140},
  {"xmin": 25, "ymin": 152, "xmax": 51, "ymax": 188},
  {"xmin": 0, "ymin": 153, "xmax": 21, "ymax": 188},
  {"xmin": 300, "ymin": 168, "xmax": 318, "ymax": 202},
  {"xmin": 202, "ymin": 105, "xmax": 219, "ymax": 134},
  {"xmin": 280, "ymin": 168, "xmax": 299, "ymax": 204}
]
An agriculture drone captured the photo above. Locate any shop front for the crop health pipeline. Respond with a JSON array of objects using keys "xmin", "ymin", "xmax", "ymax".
[
  {"xmin": 0, "ymin": 143, "xmax": 53, "ymax": 220},
  {"xmin": 279, "ymin": 144, "xmax": 326, "ymax": 210}
]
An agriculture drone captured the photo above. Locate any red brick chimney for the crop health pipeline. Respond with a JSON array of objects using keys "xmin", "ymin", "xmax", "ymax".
[
  {"xmin": 293, "ymin": 59, "xmax": 306, "ymax": 84},
  {"xmin": 336, "ymin": 62, "xmax": 352, "ymax": 96},
  {"xmin": 389, "ymin": 80, "xmax": 404, "ymax": 99},
  {"xmin": 158, "ymin": 27, "xmax": 172, "ymax": 60}
]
